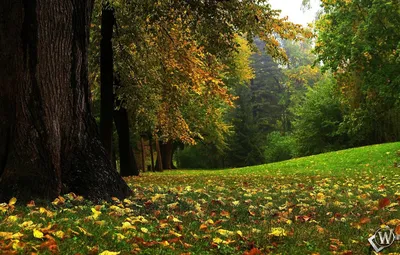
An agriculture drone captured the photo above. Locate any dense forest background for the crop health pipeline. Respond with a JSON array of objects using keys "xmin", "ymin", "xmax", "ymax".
[{"xmin": 86, "ymin": 0, "xmax": 400, "ymax": 171}]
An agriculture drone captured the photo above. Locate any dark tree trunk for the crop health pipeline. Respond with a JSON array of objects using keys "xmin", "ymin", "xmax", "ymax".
[
  {"xmin": 160, "ymin": 140, "xmax": 173, "ymax": 170},
  {"xmin": 0, "ymin": 0, "xmax": 131, "ymax": 202},
  {"xmin": 149, "ymin": 134, "xmax": 155, "ymax": 172},
  {"xmin": 99, "ymin": 4, "xmax": 115, "ymax": 159},
  {"xmin": 140, "ymin": 136, "xmax": 146, "ymax": 172},
  {"xmin": 114, "ymin": 79, "xmax": 139, "ymax": 177},
  {"xmin": 155, "ymin": 138, "xmax": 163, "ymax": 172}
]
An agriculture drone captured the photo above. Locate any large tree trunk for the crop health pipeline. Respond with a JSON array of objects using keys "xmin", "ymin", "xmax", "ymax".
[
  {"xmin": 0, "ymin": 0, "xmax": 131, "ymax": 202},
  {"xmin": 114, "ymin": 78, "xmax": 139, "ymax": 177},
  {"xmin": 99, "ymin": 4, "xmax": 115, "ymax": 159}
]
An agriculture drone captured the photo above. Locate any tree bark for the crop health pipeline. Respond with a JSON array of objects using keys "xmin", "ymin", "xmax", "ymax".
[
  {"xmin": 99, "ymin": 3, "xmax": 115, "ymax": 159},
  {"xmin": 0, "ymin": 0, "xmax": 131, "ymax": 202},
  {"xmin": 160, "ymin": 140, "xmax": 173, "ymax": 170},
  {"xmin": 114, "ymin": 79, "xmax": 139, "ymax": 177},
  {"xmin": 149, "ymin": 133, "xmax": 155, "ymax": 172},
  {"xmin": 140, "ymin": 136, "xmax": 146, "ymax": 172},
  {"xmin": 155, "ymin": 138, "xmax": 163, "ymax": 172}
]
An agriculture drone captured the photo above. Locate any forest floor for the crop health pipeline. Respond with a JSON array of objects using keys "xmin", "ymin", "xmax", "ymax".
[{"xmin": 1, "ymin": 142, "xmax": 400, "ymax": 254}]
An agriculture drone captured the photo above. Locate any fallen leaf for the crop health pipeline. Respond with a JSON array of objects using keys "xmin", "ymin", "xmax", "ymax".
[{"xmin": 33, "ymin": 229, "xmax": 44, "ymax": 239}]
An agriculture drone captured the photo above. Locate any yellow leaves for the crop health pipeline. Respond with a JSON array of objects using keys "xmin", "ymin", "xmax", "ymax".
[
  {"xmin": 99, "ymin": 251, "xmax": 120, "ymax": 255},
  {"xmin": 169, "ymin": 230, "xmax": 182, "ymax": 238},
  {"xmin": 140, "ymin": 227, "xmax": 149, "ymax": 233},
  {"xmin": 151, "ymin": 193, "xmax": 165, "ymax": 202},
  {"xmin": 216, "ymin": 229, "xmax": 234, "ymax": 237},
  {"xmin": 89, "ymin": 207, "xmax": 102, "ymax": 220},
  {"xmin": 33, "ymin": 229, "xmax": 44, "ymax": 239},
  {"xmin": 269, "ymin": 227, "xmax": 287, "ymax": 237},
  {"xmin": 0, "ymin": 232, "xmax": 23, "ymax": 240},
  {"xmin": 7, "ymin": 215, "xmax": 18, "ymax": 223},
  {"xmin": 167, "ymin": 202, "xmax": 179, "ymax": 209},
  {"xmin": 77, "ymin": 226, "xmax": 93, "ymax": 237},
  {"xmin": 115, "ymin": 233, "xmax": 126, "ymax": 241},
  {"xmin": 52, "ymin": 196, "xmax": 65, "ymax": 206},
  {"xmin": 39, "ymin": 207, "xmax": 54, "ymax": 218},
  {"xmin": 54, "ymin": 230, "xmax": 65, "ymax": 239},
  {"xmin": 9, "ymin": 197, "xmax": 17, "ymax": 206},
  {"xmin": 387, "ymin": 219, "xmax": 400, "ymax": 226}
]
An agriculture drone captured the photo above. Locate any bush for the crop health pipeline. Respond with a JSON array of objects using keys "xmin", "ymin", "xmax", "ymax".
[
  {"xmin": 264, "ymin": 132, "xmax": 296, "ymax": 163},
  {"xmin": 292, "ymin": 76, "xmax": 349, "ymax": 156}
]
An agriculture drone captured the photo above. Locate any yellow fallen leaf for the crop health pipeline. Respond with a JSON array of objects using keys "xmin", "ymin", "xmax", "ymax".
[
  {"xmin": 140, "ymin": 227, "xmax": 148, "ymax": 233},
  {"xmin": 236, "ymin": 230, "xmax": 243, "ymax": 238},
  {"xmin": 269, "ymin": 227, "xmax": 287, "ymax": 237},
  {"xmin": 151, "ymin": 194, "xmax": 165, "ymax": 202},
  {"xmin": 7, "ymin": 215, "xmax": 18, "ymax": 222},
  {"xmin": 99, "ymin": 251, "xmax": 121, "ymax": 255},
  {"xmin": 90, "ymin": 208, "xmax": 101, "ymax": 220},
  {"xmin": 33, "ymin": 229, "xmax": 44, "ymax": 239},
  {"xmin": 8, "ymin": 197, "xmax": 17, "ymax": 206},
  {"xmin": 160, "ymin": 240, "xmax": 170, "ymax": 247},
  {"xmin": 54, "ymin": 230, "xmax": 65, "ymax": 239},
  {"xmin": 77, "ymin": 226, "xmax": 93, "ymax": 236},
  {"xmin": 213, "ymin": 237, "xmax": 223, "ymax": 244},
  {"xmin": 115, "ymin": 233, "xmax": 126, "ymax": 241},
  {"xmin": 169, "ymin": 230, "xmax": 182, "ymax": 237},
  {"xmin": 216, "ymin": 229, "xmax": 234, "ymax": 237}
]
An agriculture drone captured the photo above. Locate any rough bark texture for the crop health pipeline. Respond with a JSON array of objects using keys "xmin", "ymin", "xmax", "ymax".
[
  {"xmin": 0, "ymin": 0, "xmax": 131, "ymax": 202},
  {"xmin": 99, "ymin": 4, "xmax": 115, "ymax": 159}
]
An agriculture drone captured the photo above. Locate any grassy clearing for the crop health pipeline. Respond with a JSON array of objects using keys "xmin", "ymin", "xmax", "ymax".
[{"xmin": 1, "ymin": 142, "xmax": 400, "ymax": 254}]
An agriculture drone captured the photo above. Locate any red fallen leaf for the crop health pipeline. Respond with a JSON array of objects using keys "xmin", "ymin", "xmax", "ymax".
[
  {"xmin": 210, "ymin": 211, "xmax": 217, "ymax": 217},
  {"xmin": 378, "ymin": 184, "xmax": 385, "ymax": 190},
  {"xmin": 341, "ymin": 251, "xmax": 353, "ymax": 255},
  {"xmin": 243, "ymin": 248, "xmax": 262, "ymax": 255},
  {"xmin": 379, "ymin": 197, "xmax": 390, "ymax": 209},
  {"xmin": 142, "ymin": 241, "xmax": 158, "ymax": 247},
  {"xmin": 298, "ymin": 183, "xmax": 305, "ymax": 188},
  {"xmin": 330, "ymin": 244, "xmax": 338, "ymax": 251},
  {"xmin": 214, "ymin": 219, "xmax": 223, "ymax": 225},
  {"xmin": 359, "ymin": 217, "xmax": 370, "ymax": 224},
  {"xmin": 154, "ymin": 210, "xmax": 161, "ymax": 217},
  {"xmin": 144, "ymin": 200, "xmax": 153, "ymax": 207},
  {"xmin": 168, "ymin": 238, "xmax": 180, "ymax": 243},
  {"xmin": 176, "ymin": 224, "xmax": 183, "ymax": 231}
]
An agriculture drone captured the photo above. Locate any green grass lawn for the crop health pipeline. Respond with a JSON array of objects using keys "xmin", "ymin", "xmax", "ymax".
[{"xmin": 1, "ymin": 142, "xmax": 400, "ymax": 254}]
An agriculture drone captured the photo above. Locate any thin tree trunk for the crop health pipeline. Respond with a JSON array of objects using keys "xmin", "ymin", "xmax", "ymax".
[
  {"xmin": 140, "ymin": 136, "xmax": 146, "ymax": 172},
  {"xmin": 0, "ymin": 0, "xmax": 131, "ymax": 202},
  {"xmin": 114, "ymin": 78, "xmax": 139, "ymax": 177},
  {"xmin": 155, "ymin": 138, "xmax": 163, "ymax": 172},
  {"xmin": 99, "ymin": 3, "xmax": 115, "ymax": 159},
  {"xmin": 149, "ymin": 134, "xmax": 155, "ymax": 172}
]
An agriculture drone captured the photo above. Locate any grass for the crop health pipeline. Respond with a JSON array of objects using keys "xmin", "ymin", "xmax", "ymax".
[{"xmin": 1, "ymin": 142, "xmax": 400, "ymax": 254}]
